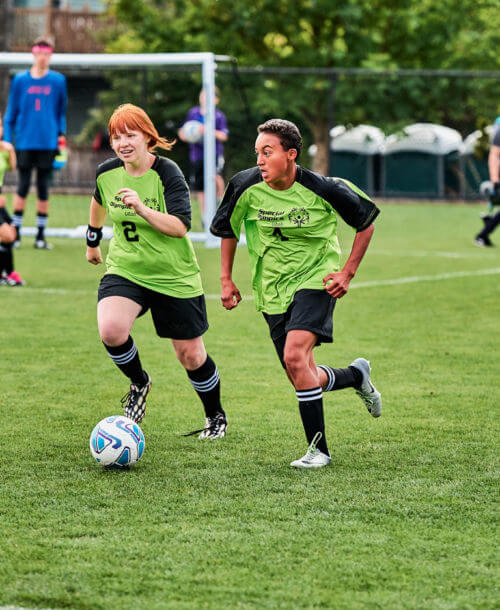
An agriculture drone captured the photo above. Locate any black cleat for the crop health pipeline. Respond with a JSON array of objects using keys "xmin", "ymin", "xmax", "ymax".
[
  {"xmin": 184, "ymin": 411, "xmax": 228, "ymax": 439},
  {"xmin": 121, "ymin": 372, "xmax": 151, "ymax": 423}
]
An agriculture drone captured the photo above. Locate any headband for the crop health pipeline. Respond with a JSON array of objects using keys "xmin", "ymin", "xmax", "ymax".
[{"xmin": 32, "ymin": 45, "xmax": 53, "ymax": 54}]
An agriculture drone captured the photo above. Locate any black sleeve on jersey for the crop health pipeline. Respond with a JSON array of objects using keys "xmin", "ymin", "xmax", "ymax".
[
  {"xmin": 0, "ymin": 206, "xmax": 12, "ymax": 225},
  {"xmin": 93, "ymin": 157, "xmax": 122, "ymax": 205},
  {"xmin": 210, "ymin": 167, "xmax": 262, "ymax": 238},
  {"xmin": 154, "ymin": 156, "xmax": 191, "ymax": 230},
  {"xmin": 298, "ymin": 167, "xmax": 380, "ymax": 231}
]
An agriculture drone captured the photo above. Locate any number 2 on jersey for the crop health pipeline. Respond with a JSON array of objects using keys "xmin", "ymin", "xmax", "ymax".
[{"xmin": 122, "ymin": 221, "xmax": 139, "ymax": 242}]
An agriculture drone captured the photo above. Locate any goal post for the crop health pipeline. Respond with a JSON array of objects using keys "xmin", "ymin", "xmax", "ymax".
[{"xmin": 0, "ymin": 51, "xmax": 227, "ymax": 247}]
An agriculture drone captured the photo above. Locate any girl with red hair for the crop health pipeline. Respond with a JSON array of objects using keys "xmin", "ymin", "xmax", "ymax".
[{"xmin": 86, "ymin": 104, "xmax": 227, "ymax": 438}]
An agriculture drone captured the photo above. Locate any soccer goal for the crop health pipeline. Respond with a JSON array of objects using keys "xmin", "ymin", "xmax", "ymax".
[{"xmin": 0, "ymin": 51, "xmax": 227, "ymax": 247}]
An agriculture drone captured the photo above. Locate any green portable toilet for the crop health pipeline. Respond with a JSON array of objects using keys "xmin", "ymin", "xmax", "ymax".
[
  {"xmin": 381, "ymin": 123, "xmax": 463, "ymax": 198},
  {"xmin": 462, "ymin": 126, "xmax": 495, "ymax": 199},
  {"xmin": 328, "ymin": 125, "xmax": 384, "ymax": 196}
]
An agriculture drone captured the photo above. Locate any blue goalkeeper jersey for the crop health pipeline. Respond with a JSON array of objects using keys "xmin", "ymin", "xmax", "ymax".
[{"xmin": 3, "ymin": 70, "xmax": 67, "ymax": 150}]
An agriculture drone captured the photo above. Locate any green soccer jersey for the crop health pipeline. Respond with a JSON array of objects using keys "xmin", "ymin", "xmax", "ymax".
[
  {"xmin": 94, "ymin": 155, "xmax": 203, "ymax": 297},
  {"xmin": 0, "ymin": 150, "xmax": 9, "ymax": 187},
  {"xmin": 211, "ymin": 166, "xmax": 380, "ymax": 314}
]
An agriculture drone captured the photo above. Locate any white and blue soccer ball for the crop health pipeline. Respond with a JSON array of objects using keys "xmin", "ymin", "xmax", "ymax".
[
  {"xmin": 89, "ymin": 415, "xmax": 145, "ymax": 468},
  {"xmin": 182, "ymin": 120, "xmax": 203, "ymax": 143}
]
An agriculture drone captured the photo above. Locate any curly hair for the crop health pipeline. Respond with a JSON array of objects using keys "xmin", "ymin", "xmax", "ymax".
[{"xmin": 257, "ymin": 119, "xmax": 303, "ymax": 159}]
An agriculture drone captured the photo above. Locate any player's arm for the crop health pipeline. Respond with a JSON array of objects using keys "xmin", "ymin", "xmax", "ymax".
[
  {"xmin": 86, "ymin": 197, "xmax": 107, "ymax": 265},
  {"xmin": 488, "ymin": 145, "xmax": 500, "ymax": 183},
  {"xmin": 58, "ymin": 76, "xmax": 68, "ymax": 138},
  {"xmin": 215, "ymin": 129, "xmax": 228, "ymax": 142},
  {"xmin": 117, "ymin": 188, "xmax": 187, "ymax": 238},
  {"xmin": 220, "ymin": 237, "xmax": 242, "ymax": 310},
  {"xmin": 3, "ymin": 78, "xmax": 20, "ymax": 144},
  {"xmin": 323, "ymin": 223, "xmax": 375, "ymax": 298},
  {"xmin": 0, "ymin": 141, "xmax": 16, "ymax": 169}
]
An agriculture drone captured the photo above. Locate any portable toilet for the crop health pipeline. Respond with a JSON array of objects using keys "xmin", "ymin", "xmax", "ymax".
[
  {"xmin": 329, "ymin": 125, "xmax": 384, "ymax": 195},
  {"xmin": 462, "ymin": 125, "xmax": 495, "ymax": 198},
  {"xmin": 381, "ymin": 123, "xmax": 463, "ymax": 198}
]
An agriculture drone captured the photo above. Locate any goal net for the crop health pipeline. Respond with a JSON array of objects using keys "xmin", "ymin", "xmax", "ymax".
[{"xmin": 0, "ymin": 52, "xmax": 224, "ymax": 246}]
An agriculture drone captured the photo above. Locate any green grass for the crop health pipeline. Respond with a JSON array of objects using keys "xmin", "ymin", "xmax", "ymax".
[{"xmin": 0, "ymin": 198, "xmax": 498, "ymax": 609}]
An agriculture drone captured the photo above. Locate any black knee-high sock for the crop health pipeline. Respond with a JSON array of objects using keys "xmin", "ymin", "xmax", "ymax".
[
  {"xmin": 36, "ymin": 213, "xmax": 48, "ymax": 241},
  {"xmin": 296, "ymin": 387, "xmax": 329, "ymax": 455},
  {"xmin": 186, "ymin": 354, "xmax": 223, "ymax": 418},
  {"xmin": 103, "ymin": 336, "xmax": 147, "ymax": 387},
  {"xmin": 0, "ymin": 243, "xmax": 13, "ymax": 275},
  {"xmin": 318, "ymin": 365, "xmax": 362, "ymax": 391},
  {"xmin": 12, "ymin": 211, "xmax": 23, "ymax": 241}
]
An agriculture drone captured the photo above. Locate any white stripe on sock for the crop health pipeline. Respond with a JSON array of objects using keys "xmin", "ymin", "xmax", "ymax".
[
  {"xmin": 296, "ymin": 387, "xmax": 322, "ymax": 402},
  {"xmin": 108, "ymin": 343, "xmax": 137, "ymax": 365},
  {"xmin": 190, "ymin": 368, "xmax": 220, "ymax": 392},
  {"xmin": 318, "ymin": 365, "xmax": 335, "ymax": 392}
]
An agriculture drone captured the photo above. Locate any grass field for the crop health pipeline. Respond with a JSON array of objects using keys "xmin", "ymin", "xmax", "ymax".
[{"xmin": 0, "ymin": 196, "xmax": 498, "ymax": 609}]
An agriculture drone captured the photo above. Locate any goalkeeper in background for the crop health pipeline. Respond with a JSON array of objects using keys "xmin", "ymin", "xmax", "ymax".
[
  {"xmin": 210, "ymin": 118, "xmax": 381, "ymax": 469},
  {"xmin": 3, "ymin": 35, "xmax": 67, "ymax": 250},
  {"xmin": 475, "ymin": 117, "xmax": 500, "ymax": 247}
]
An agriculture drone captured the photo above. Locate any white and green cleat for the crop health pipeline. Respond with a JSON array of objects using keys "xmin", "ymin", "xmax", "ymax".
[
  {"xmin": 290, "ymin": 432, "xmax": 331, "ymax": 469},
  {"xmin": 350, "ymin": 357, "xmax": 382, "ymax": 418}
]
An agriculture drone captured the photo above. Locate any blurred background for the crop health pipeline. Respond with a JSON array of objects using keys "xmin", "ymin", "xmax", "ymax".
[{"xmin": 1, "ymin": 0, "xmax": 499, "ymax": 200}]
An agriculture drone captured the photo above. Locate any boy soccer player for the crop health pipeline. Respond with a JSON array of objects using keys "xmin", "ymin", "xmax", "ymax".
[{"xmin": 210, "ymin": 119, "xmax": 381, "ymax": 468}]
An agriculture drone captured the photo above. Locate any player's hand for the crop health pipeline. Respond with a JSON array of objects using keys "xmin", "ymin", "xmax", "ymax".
[
  {"xmin": 0, "ymin": 141, "xmax": 13, "ymax": 151},
  {"xmin": 323, "ymin": 270, "xmax": 352, "ymax": 298},
  {"xmin": 86, "ymin": 246, "xmax": 103, "ymax": 265},
  {"xmin": 221, "ymin": 278, "xmax": 242, "ymax": 310},
  {"xmin": 117, "ymin": 188, "xmax": 144, "ymax": 213}
]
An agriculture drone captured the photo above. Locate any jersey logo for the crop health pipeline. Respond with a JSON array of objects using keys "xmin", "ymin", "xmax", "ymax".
[
  {"xmin": 288, "ymin": 207, "xmax": 309, "ymax": 227},
  {"xmin": 143, "ymin": 197, "xmax": 160, "ymax": 211}
]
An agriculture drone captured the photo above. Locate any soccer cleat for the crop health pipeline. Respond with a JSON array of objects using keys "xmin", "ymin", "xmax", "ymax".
[
  {"xmin": 350, "ymin": 357, "xmax": 382, "ymax": 418},
  {"xmin": 0, "ymin": 272, "xmax": 7, "ymax": 285},
  {"xmin": 6, "ymin": 270, "xmax": 25, "ymax": 286},
  {"xmin": 474, "ymin": 237, "xmax": 493, "ymax": 247},
  {"xmin": 121, "ymin": 372, "xmax": 151, "ymax": 423},
  {"xmin": 290, "ymin": 432, "xmax": 331, "ymax": 468},
  {"xmin": 34, "ymin": 239, "xmax": 53, "ymax": 250},
  {"xmin": 183, "ymin": 411, "xmax": 228, "ymax": 439}
]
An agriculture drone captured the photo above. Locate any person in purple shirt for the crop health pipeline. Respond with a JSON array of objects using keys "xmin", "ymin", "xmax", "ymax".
[
  {"xmin": 3, "ymin": 36, "xmax": 67, "ymax": 249},
  {"xmin": 178, "ymin": 88, "xmax": 228, "ymax": 219}
]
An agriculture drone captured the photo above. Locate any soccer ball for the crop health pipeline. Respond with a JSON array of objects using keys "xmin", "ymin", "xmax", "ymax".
[
  {"xmin": 182, "ymin": 120, "xmax": 203, "ymax": 143},
  {"xmin": 89, "ymin": 415, "xmax": 145, "ymax": 468}
]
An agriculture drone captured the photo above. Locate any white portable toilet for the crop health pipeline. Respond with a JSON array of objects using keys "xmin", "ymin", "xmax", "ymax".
[
  {"xmin": 329, "ymin": 125, "xmax": 384, "ymax": 195},
  {"xmin": 381, "ymin": 123, "xmax": 463, "ymax": 198}
]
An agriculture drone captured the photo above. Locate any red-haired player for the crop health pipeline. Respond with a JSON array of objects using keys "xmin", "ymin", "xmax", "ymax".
[{"xmin": 86, "ymin": 104, "xmax": 227, "ymax": 437}]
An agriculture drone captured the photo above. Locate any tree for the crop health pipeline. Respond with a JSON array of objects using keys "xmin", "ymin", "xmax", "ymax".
[{"xmin": 95, "ymin": 0, "xmax": 500, "ymax": 175}]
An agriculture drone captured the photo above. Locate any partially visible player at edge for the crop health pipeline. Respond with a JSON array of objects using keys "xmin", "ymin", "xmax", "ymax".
[
  {"xmin": 210, "ymin": 118, "xmax": 381, "ymax": 468},
  {"xmin": 86, "ymin": 103, "xmax": 227, "ymax": 438},
  {"xmin": 475, "ymin": 116, "xmax": 500, "ymax": 247},
  {"xmin": 0, "ymin": 115, "xmax": 24, "ymax": 285}
]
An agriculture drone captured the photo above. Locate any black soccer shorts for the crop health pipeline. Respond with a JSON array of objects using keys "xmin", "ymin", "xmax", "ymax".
[
  {"xmin": 98, "ymin": 273, "xmax": 209, "ymax": 339},
  {"xmin": 262, "ymin": 288, "xmax": 336, "ymax": 368},
  {"xmin": 16, "ymin": 149, "xmax": 57, "ymax": 170},
  {"xmin": 189, "ymin": 157, "xmax": 225, "ymax": 192}
]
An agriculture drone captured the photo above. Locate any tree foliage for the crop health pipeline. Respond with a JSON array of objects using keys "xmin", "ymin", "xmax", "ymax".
[{"xmin": 90, "ymin": 0, "xmax": 500, "ymax": 174}]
